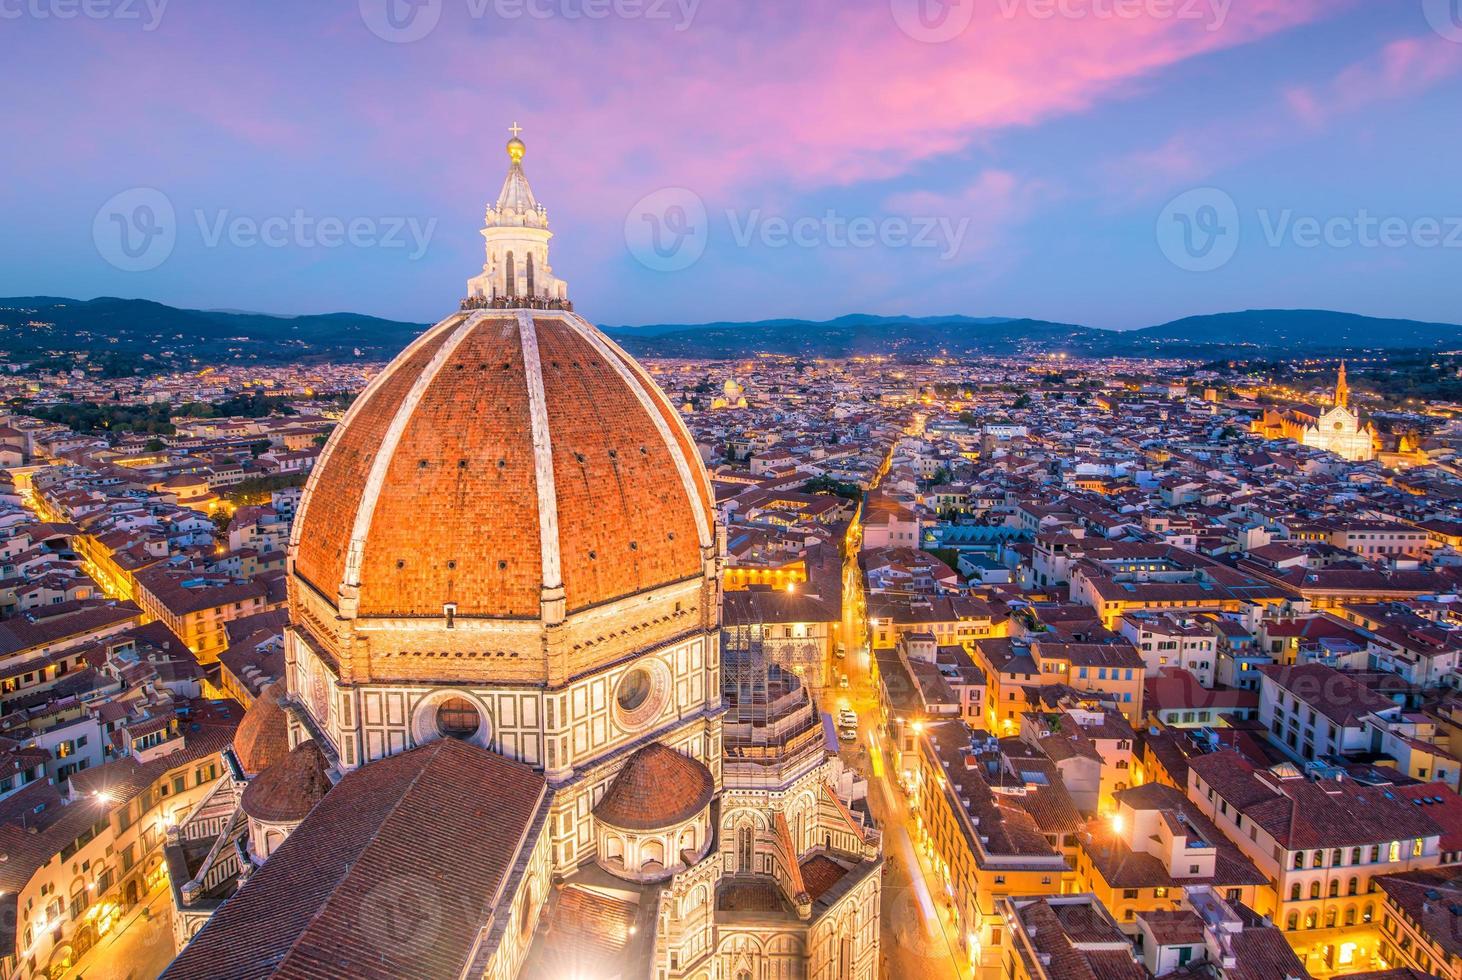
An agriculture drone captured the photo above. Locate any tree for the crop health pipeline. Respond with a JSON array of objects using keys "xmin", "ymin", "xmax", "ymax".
[
  {"xmin": 145, "ymin": 438, "xmax": 166, "ymax": 452},
  {"xmin": 801, "ymin": 475, "xmax": 861, "ymax": 501}
]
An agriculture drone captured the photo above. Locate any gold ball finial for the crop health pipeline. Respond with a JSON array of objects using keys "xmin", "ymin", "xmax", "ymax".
[{"xmin": 507, "ymin": 121, "xmax": 525, "ymax": 163}]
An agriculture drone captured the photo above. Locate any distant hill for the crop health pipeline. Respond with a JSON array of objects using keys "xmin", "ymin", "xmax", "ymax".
[
  {"xmin": 607, "ymin": 309, "xmax": 1462, "ymax": 360},
  {"xmin": 1117, "ymin": 310, "xmax": 1462, "ymax": 353},
  {"xmin": 604, "ymin": 315, "xmax": 1096, "ymax": 358},
  {"xmin": 1, "ymin": 298, "xmax": 1453, "ymax": 373},
  {"xmin": 0, "ymin": 296, "xmax": 428, "ymax": 370},
  {"xmin": 605, "ymin": 313, "xmax": 1018, "ymax": 338}
]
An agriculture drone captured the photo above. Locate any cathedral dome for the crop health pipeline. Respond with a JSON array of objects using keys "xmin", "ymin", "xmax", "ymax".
[{"xmin": 290, "ymin": 311, "xmax": 715, "ymax": 624}]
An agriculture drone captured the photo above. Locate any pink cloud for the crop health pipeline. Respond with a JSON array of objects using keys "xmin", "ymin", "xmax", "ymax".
[
  {"xmin": 352, "ymin": 0, "xmax": 1336, "ymax": 213},
  {"xmin": 1110, "ymin": 33, "xmax": 1462, "ymax": 200},
  {"xmin": 883, "ymin": 169, "xmax": 1049, "ymax": 262},
  {"xmin": 1286, "ymin": 36, "xmax": 1462, "ymax": 127}
]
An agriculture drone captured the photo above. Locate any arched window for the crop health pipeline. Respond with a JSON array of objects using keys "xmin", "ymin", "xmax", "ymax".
[
  {"xmin": 505, "ymin": 251, "xmax": 516, "ymax": 296},
  {"xmin": 1286, "ymin": 912, "xmax": 1299, "ymax": 931},
  {"xmin": 1328, "ymin": 880, "xmax": 1340, "ymax": 898},
  {"xmin": 1310, "ymin": 881, "xmax": 1321, "ymax": 900},
  {"xmin": 1304, "ymin": 910, "xmax": 1317, "ymax": 929},
  {"xmin": 737, "ymin": 825, "xmax": 753, "ymax": 873},
  {"xmin": 1363, "ymin": 902, "xmax": 1375, "ymax": 923},
  {"xmin": 1344, "ymin": 906, "xmax": 1356, "ymax": 926},
  {"xmin": 526, "ymin": 252, "xmax": 536, "ymax": 298},
  {"xmin": 1290, "ymin": 883, "xmax": 1302, "ymax": 901},
  {"xmin": 641, "ymin": 838, "xmax": 666, "ymax": 870},
  {"xmin": 1348, "ymin": 876, "xmax": 1358, "ymax": 896},
  {"xmin": 519, "ymin": 878, "xmax": 536, "ymax": 938}
]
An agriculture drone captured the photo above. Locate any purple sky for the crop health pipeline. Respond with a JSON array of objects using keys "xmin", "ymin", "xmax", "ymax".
[{"xmin": 3, "ymin": 0, "xmax": 1460, "ymax": 329}]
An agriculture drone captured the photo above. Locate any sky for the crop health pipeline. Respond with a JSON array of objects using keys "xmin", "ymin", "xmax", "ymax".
[{"xmin": 2, "ymin": 0, "xmax": 1460, "ymax": 330}]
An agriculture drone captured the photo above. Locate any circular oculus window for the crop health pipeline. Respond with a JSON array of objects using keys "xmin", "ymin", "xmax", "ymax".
[
  {"xmin": 413, "ymin": 690, "xmax": 491, "ymax": 747},
  {"xmin": 613, "ymin": 661, "xmax": 670, "ymax": 731},
  {"xmin": 435, "ymin": 696, "xmax": 481, "ymax": 740}
]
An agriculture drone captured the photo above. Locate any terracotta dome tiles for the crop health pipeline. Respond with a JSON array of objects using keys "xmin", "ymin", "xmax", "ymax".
[
  {"xmin": 289, "ymin": 312, "xmax": 711, "ymax": 622},
  {"xmin": 293, "ymin": 319, "xmax": 462, "ymax": 602},
  {"xmin": 241, "ymin": 739, "xmax": 332, "ymax": 823},
  {"xmin": 592, "ymin": 742, "xmax": 714, "ymax": 831},
  {"xmin": 232, "ymin": 680, "xmax": 291, "ymax": 775},
  {"xmin": 537, "ymin": 320, "xmax": 703, "ymax": 613}
]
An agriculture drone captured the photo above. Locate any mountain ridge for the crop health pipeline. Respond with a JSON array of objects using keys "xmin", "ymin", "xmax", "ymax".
[{"xmin": 1, "ymin": 297, "xmax": 1454, "ymax": 371}]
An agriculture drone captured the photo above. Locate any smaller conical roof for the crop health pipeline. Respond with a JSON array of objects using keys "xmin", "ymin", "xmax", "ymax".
[
  {"xmin": 593, "ymin": 743, "xmax": 714, "ymax": 831},
  {"xmin": 241, "ymin": 740, "xmax": 332, "ymax": 823},
  {"xmin": 232, "ymin": 680, "xmax": 290, "ymax": 775}
]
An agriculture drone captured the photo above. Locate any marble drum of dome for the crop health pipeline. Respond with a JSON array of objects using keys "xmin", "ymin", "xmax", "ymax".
[{"xmin": 285, "ymin": 308, "xmax": 720, "ymax": 689}]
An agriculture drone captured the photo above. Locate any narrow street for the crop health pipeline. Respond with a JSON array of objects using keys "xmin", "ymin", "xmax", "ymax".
[
  {"xmin": 63, "ymin": 886, "xmax": 174, "ymax": 980},
  {"xmin": 833, "ymin": 612, "xmax": 971, "ymax": 980}
]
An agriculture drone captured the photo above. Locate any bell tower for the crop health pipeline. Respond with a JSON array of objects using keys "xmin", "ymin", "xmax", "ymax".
[
  {"xmin": 465, "ymin": 124, "xmax": 570, "ymax": 308},
  {"xmin": 1334, "ymin": 361, "xmax": 1350, "ymax": 408}
]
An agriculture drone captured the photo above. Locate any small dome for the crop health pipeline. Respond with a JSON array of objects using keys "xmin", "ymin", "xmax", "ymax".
[
  {"xmin": 594, "ymin": 743, "xmax": 714, "ymax": 831},
  {"xmin": 233, "ymin": 680, "xmax": 290, "ymax": 776},
  {"xmin": 241, "ymin": 740, "xmax": 331, "ymax": 823}
]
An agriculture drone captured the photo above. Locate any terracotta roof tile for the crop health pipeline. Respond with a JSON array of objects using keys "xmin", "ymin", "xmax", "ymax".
[
  {"xmin": 232, "ymin": 679, "xmax": 290, "ymax": 775},
  {"xmin": 241, "ymin": 740, "xmax": 332, "ymax": 823},
  {"xmin": 291, "ymin": 313, "xmax": 706, "ymax": 620},
  {"xmin": 164, "ymin": 739, "xmax": 548, "ymax": 980},
  {"xmin": 592, "ymin": 742, "xmax": 713, "ymax": 831}
]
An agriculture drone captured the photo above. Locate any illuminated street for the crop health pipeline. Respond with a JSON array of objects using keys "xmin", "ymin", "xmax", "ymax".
[
  {"xmin": 63, "ymin": 887, "xmax": 173, "ymax": 980},
  {"xmin": 836, "ymin": 641, "xmax": 970, "ymax": 980}
]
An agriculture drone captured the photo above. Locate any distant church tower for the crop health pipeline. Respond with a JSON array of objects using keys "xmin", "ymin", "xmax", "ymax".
[
  {"xmin": 1300, "ymin": 360, "xmax": 1376, "ymax": 462},
  {"xmin": 464, "ymin": 124, "xmax": 570, "ymax": 307}
]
